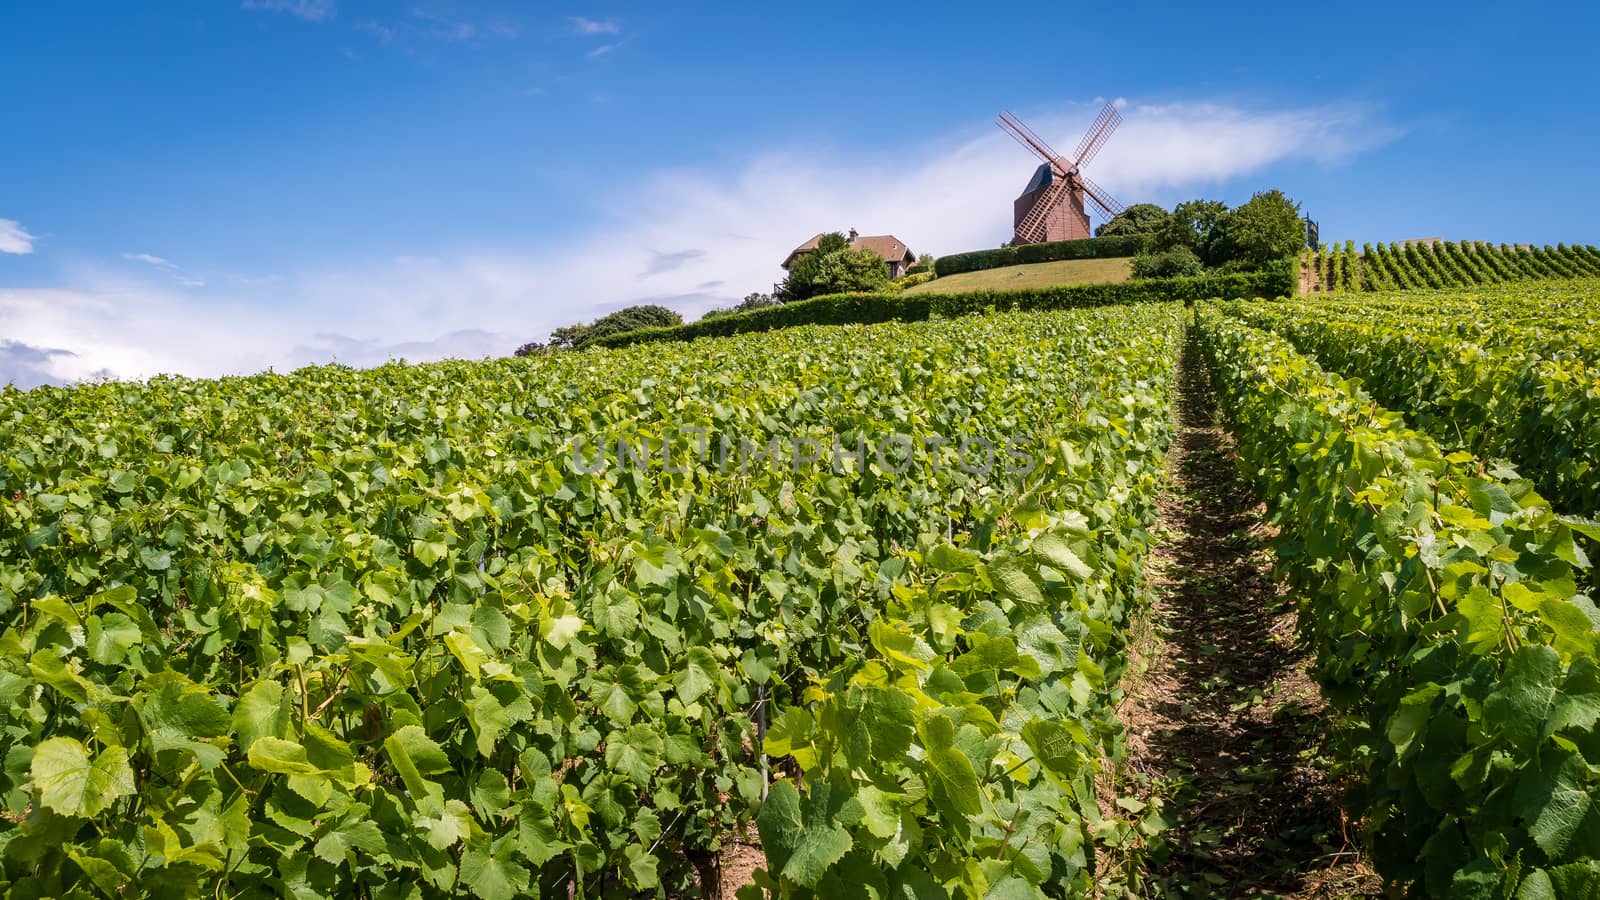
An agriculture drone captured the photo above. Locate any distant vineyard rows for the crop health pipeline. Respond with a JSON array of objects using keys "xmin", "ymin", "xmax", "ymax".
[{"xmin": 1304, "ymin": 240, "xmax": 1600, "ymax": 292}]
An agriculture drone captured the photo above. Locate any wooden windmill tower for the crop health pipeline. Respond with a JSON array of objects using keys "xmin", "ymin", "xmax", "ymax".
[{"xmin": 997, "ymin": 102, "xmax": 1126, "ymax": 244}]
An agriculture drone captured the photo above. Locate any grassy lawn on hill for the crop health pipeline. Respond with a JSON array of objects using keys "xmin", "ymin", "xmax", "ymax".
[{"xmin": 904, "ymin": 256, "xmax": 1134, "ymax": 294}]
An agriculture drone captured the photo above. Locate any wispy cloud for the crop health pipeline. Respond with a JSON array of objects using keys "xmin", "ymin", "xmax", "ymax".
[
  {"xmin": 586, "ymin": 42, "xmax": 620, "ymax": 59},
  {"xmin": 0, "ymin": 340, "xmax": 78, "ymax": 390},
  {"xmin": 0, "ymin": 219, "xmax": 37, "ymax": 255},
  {"xmin": 570, "ymin": 16, "xmax": 619, "ymax": 35},
  {"xmin": 2, "ymin": 98, "xmax": 1396, "ymax": 382},
  {"xmin": 122, "ymin": 252, "xmax": 206, "ymax": 287},
  {"xmin": 642, "ymin": 249, "xmax": 706, "ymax": 277},
  {"xmin": 355, "ymin": 20, "xmax": 396, "ymax": 43},
  {"xmin": 241, "ymin": 0, "xmax": 334, "ymax": 22},
  {"xmin": 123, "ymin": 252, "xmax": 176, "ymax": 270},
  {"xmin": 358, "ymin": 9, "xmax": 520, "ymax": 47}
]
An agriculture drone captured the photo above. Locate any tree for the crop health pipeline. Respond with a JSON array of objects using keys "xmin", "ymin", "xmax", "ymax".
[
  {"xmin": 1130, "ymin": 246, "xmax": 1204, "ymax": 279},
  {"xmin": 1094, "ymin": 203, "xmax": 1170, "ymax": 238},
  {"xmin": 514, "ymin": 341, "xmax": 547, "ymax": 357},
  {"xmin": 543, "ymin": 304, "xmax": 684, "ymax": 350},
  {"xmin": 700, "ymin": 292, "xmax": 779, "ymax": 321},
  {"xmin": 547, "ymin": 324, "xmax": 591, "ymax": 350},
  {"xmin": 736, "ymin": 291, "xmax": 778, "ymax": 311},
  {"xmin": 815, "ymin": 231, "xmax": 849, "ymax": 254},
  {"xmin": 777, "ymin": 246, "xmax": 890, "ymax": 302},
  {"xmin": 1208, "ymin": 190, "xmax": 1304, "ymax": 269},
  {"xmin": 1155, "ymin": 199, "xmax": 1230, "ymax": 261}
]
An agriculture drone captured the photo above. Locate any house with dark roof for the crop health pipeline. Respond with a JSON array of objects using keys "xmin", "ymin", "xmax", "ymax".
[{"xmin": 781, "ymin": 228, "xmax": 917, "ymax": 278}]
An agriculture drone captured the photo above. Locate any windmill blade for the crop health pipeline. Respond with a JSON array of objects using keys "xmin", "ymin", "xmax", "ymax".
[
  {"xmin": 1080, "ymin": 176, "xmax": 1125, "ymax": 219},
  {"xmin": 997, "ymin": 110, "xmax": 1065, "ymax": 170},
  {"xmin": 1071, "ymin": 102, "xmax": 1122, "ymax": 172}
]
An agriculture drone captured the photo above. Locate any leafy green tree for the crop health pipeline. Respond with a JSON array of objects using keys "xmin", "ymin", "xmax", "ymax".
[
  {"xmin": 1208, "ymin": 190, "xmax": 1304, "ymax": 269},
  {"xmin": 547, "ymin": 324, "xmax": 591, "ymax": 350},
  {"xmin": 546, "ymin": 304, "xmax": 684, "ymax": 349},
  {"xmin": 700, "ymin": 292, "xmax": 779, "ymax": 321},
  {"xmin": 1094, "ymin": 203, "xmax": 1170, "ymax": 238},
  {"xmin": 1155, "ymin": 199, "xmax": 1230, "ymax": 260},
  {"xmin": 1130, "ymin": 246, "xmax": 1204, "ymax": 278},
  {"xmin": 513, "ymin": 341, "xmax": 547, "ymax": 357},
  {"xmin": 815, "ymin": 231, "xmax": 849, "ymax": 254},
  {"xmin": 778, "ymin": 246, "xmax": 890, "ymax": 302}
]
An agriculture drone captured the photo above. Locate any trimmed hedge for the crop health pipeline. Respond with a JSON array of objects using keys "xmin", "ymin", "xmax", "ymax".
[
  {"xmin": 934, "ymin": 234, "xmax": 1153, "ymax": 277},
  {"xmin": 586, "ymin": 263, "xmax": 1294, "ymax": 350}
]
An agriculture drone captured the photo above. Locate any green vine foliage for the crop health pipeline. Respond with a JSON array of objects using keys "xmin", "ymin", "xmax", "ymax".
[
  {"xmin": 1223, "ymin": 282, "xmax": 1600, "ymax": 522},
  {"xmin": 0, "ymin": 305, "xmax": 1181, "ymax": 897},
  {"xmin": 1342, "ymin": 243, "xmax": 1600, "ymax": 292},
  {"xmin": 1196, "ymin": 305, "xmax": 1600, "ymax": 897}
]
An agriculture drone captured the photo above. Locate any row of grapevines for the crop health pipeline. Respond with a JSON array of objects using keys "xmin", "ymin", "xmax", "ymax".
[
  {"xmin": 1304, "ymin": 240, "xmax": 1361, "ymax": 293},
  {"xmin": 1223, "ymin": 284, "xmax": 1600, "ymax": 520},
  {"xmin": 1351, "ymin": 242, "xmax": 1600, "ymax": 292},
  {"xmin": 0, "ymin": 305, "xmax": 1180, "ymax": 897},
  {"xmin": 1314, "ymin": 280, "xmax": 1600, "ymax": 334},
  {"xmin": 1194, "ymin": 304, "xmax": 1600, "ymax": 897}
]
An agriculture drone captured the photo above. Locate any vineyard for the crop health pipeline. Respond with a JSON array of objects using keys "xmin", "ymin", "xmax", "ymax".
[
  {"xmin": 2, "ymin": 274, "xmax": 1599, "ymax": 898},
  {"xmin": 1302, "ymin": 240, "xmax": 1600, "ymax": 292}
]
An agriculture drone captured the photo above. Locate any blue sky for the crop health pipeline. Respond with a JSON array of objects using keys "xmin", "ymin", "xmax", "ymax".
[{"xmin": 3, "ymin": 1, "xmax": 1598, "ymax": 385}]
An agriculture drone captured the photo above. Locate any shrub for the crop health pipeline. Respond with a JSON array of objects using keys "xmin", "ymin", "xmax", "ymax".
[
  {"xmin": 778, "ymin": 247, "xmax": 891, "ymax": 301},
  {"xmin": 935, "ymin": 235, "xmax": 1150, "ymax": 277},
  {"xmin": 588, "ymin": 265, "xmax": 1294, "ymax": 350},
  {"xmin": 1131, "ymin": 246, "xmax": 1204, "ymax": 279}
]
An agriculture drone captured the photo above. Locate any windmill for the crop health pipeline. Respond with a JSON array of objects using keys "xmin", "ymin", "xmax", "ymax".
[{"xmin": 997, "ymin": 102, "xmax": 1126, "ymax": 244}]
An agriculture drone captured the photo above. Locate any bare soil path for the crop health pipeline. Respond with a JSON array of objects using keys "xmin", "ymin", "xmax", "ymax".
[{"xmin": 1116, "ymin": 331, "xmax": 1380, "ymax": 898}]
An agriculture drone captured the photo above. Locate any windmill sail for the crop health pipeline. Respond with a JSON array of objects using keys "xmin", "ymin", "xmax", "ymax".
[{"xmin": 998, "ymin": 103, "xmax": 1123, "ymax": 244}]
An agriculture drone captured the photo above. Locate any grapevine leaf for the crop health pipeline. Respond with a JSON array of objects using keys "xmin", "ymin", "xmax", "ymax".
[
  {"xmin": 419, "ymin": 798, "xmax": 475, "ymax": 850},
  {"xmin": 673, "ymin": 646, "xmax": 719, "ymax": 705},
  {"xmin": 1031, "ymin": 533, "xmax": 1092, "ymax": 580},
  {"xmin": 313, "ymin": 820, "xmax": 387, "ymax": 864},
  {"xmin": 604, "ymin": 724, "xmax": 663, "ymax": 785},
  {"xmin": 1483, "ymin": 645, "xmax": 1561, "ymax": 753},
  {"xmin": 926, "ymin": 543, "xmax": 979, "ymax": 573},
  {"xmin": 31, "ymin": 738, "xmax": 136, "ymax": 818},
  {"xmin": 459, "ymin": 837, "xmax": 531, "ymax": 900},
  {"xmin": 233, "ymin": 681, "xmax": 290, "ymax": 753},
  {"xmin": 85, "ymin": 613, "xmax": 142, "ymax": 666},
  {"xmin": 1511, "ymin": 748, "xmax": 1600, "ymax": 859},
  {"xmin": 755, "ymin": 780, "xmax": 860, "ymax": 889},
  {"xmin": 247, "ymin": 737, "xmax": 321, "ymax": 776},
  {"xmin": 987, "ymin": 552, "xmax": 1044, "ymax": 608},
  {"xmin": 919, "ymin": 716, "xmax": 982, "ymax": 820}
]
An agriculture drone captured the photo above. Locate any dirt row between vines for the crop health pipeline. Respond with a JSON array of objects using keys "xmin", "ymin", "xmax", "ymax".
[{"xmin": 1114, "ymin": 332, "xmax": 1381, "ymax": 897}]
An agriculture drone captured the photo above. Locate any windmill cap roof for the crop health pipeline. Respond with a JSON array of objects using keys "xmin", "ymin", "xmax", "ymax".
[{"xmin": 1023, "ymin": 162, "xmax": 1056, "ymax": 194}]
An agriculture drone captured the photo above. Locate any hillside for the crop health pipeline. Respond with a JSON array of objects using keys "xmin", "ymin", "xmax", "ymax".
[
  {"xmin": 904, "ymin": 256, "xmax": 1132, "ymax": 294},
  {"xmin": 7, "ymin": 267, "xmax": 1600, "ymax": 898}
]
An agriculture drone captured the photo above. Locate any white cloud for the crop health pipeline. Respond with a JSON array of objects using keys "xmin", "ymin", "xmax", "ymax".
[
  {"xmin": 241, "ymin": 0, "xmax": 334, "ymax": 22},
  {"xmin": 570, "ymin": 17, "xmax": 619, "ymax": 35},
  {"xmin": 1, "ymin": 98, "xmax": 1393, "ymax": 385},
  {"xmin": 358, "ymin": 10, "xmax": 518, "ymax": 47},
  {"xmin": 356, "ymin": 20, "xmax": 396, "ymax": 43},
  {"xmin": 586, "ymin": 42, "xmax": 619, "ymax": 58},
  {"xmin": 0, "ymin": 219, "xmax": 37, "ymax": 255},
  {"xmin": 123, "ymin": 252, "xmax": 177, "ymax": 270}
]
